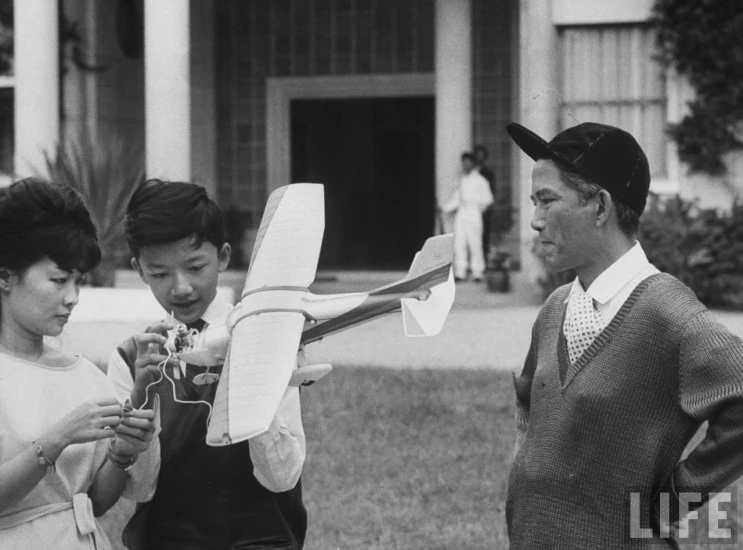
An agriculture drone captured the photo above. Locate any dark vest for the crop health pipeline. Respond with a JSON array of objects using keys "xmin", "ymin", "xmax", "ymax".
[{"xmin": 117, "ymin": 337, "xmax": 307, "ymax": 549}]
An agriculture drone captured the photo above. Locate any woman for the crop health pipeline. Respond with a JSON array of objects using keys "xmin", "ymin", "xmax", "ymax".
[{"xmin": 0, "ymin": 178, "xmax": 157, "ymax": 549}]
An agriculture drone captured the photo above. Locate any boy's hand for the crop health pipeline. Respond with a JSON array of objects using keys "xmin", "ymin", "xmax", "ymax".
[
  {"xmin": 131, "ymin": 320, "xmax": 177, "ymax": 408},
  {"xmin": 112, "ymin": 407, "xmax": 157, "ymax": 457}
]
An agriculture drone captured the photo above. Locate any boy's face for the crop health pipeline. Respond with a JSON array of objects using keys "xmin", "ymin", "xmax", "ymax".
[{"xmin": 132, "ymin": 237, "xmax": 231, "ymax": 324}]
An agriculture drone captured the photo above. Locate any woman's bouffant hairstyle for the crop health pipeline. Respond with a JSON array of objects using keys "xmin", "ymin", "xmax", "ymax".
[
  {"xmin": 0, "ymin": 177, "xmax": 101, "ymax": 274},
  {"xmin": 124, "ymin": 179, "xmax": 225, "ymax": 258}
]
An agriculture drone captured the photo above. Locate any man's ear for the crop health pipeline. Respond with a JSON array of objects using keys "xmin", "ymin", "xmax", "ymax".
[
  {"xmin": 218, "ymin": 243, "xmax": 232, "ymax": 273},
  {"xmin": 0, "ymin": 267, "xmax": 17, "ymax": 292},
  {"xmin": 131, "ymin": 258, "xmax": 148, "ymax": 284},
  {"xmin": 595, "ymin": 190, "xmax": 612, "ymax": 227}
]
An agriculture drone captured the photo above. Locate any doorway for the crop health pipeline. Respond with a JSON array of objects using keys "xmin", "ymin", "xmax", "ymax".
[{"xmin": 291, "ymin": 97, "xmax": 434, "ymax": 270}]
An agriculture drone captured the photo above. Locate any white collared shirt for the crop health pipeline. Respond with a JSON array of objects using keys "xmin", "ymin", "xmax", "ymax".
[
  {"xmin": 442, "ymin": 170, "xmax": 494, "ymax": 214},
  {"xmin": 107, "ymin": 292, "xmax": 306, "ymax": 494},
  {"xmin": 564, "ymin": 242, "xmax": 660, "ymax": 330}
]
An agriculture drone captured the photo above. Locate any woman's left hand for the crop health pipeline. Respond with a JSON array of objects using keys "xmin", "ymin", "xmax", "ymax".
[{"xmin": 111, "ymin": 407, "xmax": 157, "ymax": 457}]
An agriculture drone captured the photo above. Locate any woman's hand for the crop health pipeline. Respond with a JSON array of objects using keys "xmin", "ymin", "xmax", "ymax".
[
  {"xmin": 44, "ymin": 397, "xmax": 122, "ymax": 458},
  {"xmin": 111, "ymin": 406, "xmax": 157, "ymax": 457}
]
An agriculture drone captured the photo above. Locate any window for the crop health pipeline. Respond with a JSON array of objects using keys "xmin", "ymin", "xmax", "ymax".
[{"xmin": 559, "ymin": 25, "xmax": 667, "ymax": 183}]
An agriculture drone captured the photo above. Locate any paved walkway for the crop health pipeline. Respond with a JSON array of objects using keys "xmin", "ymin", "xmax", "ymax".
[{"xmin": 61, "ymin": 270, "xmax": 743, "ymax": 372}]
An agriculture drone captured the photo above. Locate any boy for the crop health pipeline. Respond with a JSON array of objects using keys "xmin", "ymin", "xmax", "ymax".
[{"xmin": 107, "ymin": 179, "xmax": 307, "ymax": 549}]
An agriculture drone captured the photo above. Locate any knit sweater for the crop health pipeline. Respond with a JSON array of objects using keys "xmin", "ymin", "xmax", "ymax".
[{"xmin": 507, "ymin": 273, "xmax": 743, "ymax": 549}]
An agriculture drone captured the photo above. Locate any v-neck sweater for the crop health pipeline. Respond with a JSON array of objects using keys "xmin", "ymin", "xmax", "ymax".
[{"xmin": 507, "ymin": 273, "xmax": 743, "ymax": 549}]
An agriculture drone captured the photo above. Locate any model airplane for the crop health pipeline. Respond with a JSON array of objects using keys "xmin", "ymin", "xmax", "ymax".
[{"xmin": 171, "ymin": 183, "xmax": 455, "ymax": 446}]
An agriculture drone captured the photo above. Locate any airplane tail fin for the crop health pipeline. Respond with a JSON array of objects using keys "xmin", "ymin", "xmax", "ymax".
[{"xmin": 400, "ymin": 234, "xmax": 456, "ymax": 337}]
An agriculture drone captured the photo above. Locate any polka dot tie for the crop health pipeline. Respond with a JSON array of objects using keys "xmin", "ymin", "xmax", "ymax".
[{"xmin": 564, "ymin": 288, "xmax": 605, "ymax": 365}]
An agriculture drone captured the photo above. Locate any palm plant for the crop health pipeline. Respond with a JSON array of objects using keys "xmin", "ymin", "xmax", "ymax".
[{"xmin": 44, "ymin": 134, "xmax": 144, "ymax": 286}]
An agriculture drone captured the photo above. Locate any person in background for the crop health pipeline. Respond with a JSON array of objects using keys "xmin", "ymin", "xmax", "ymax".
[
  {"xmin": 505, "ymin": 121, "xmax": 743, "ymax": 549},
  {"xmin": 0, "ymin": 178, "xmax": 157, "ymax": 549},
  {"xmin": 442, "ymin": 151, "xmax": 494, "ymax": 282},
  {"xmin": 108, "ymin": 179, "xmax": 307, "ymax": 549},
  {"xmin": 474, "ymin": 144, "xmax": 497, "ymax": 260}
]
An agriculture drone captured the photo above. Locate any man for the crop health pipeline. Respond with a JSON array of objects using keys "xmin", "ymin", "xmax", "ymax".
[
  {"xmin": 505, "ymin": 121, "xmax": 743, "ymax": 549},
  {"xmin": 474, "ymin": 145, "xmax": 497, "ymax": 259},
  {"xmin": 442, "ymin": 151, "xmax": 493, "ymax": 282}
]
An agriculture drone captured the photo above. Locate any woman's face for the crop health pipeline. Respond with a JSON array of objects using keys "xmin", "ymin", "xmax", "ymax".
[{"xmin": 0, "ymin": 257, "xmax": 85, "ymax": 339}]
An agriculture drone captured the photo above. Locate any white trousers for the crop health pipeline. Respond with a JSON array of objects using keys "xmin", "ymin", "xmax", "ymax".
[{"xmin": 453, "ymin": 208, "xmax": 485, "ymax": 279}]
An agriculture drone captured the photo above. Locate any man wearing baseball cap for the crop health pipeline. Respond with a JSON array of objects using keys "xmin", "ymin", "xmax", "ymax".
[{"xmin": 505, "ymin": 121, "xmax": 743, "ymax": 548}]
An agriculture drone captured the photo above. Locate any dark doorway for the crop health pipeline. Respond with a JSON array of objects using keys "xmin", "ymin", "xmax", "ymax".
[{"xmin": 291, "ymin": 97, "xmax": 435, "ymax": 270}]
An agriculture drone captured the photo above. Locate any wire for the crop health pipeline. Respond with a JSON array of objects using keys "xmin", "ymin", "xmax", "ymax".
[{"xmin": 135, "ymin": 347, "xmax": 214, "ymax": 429}]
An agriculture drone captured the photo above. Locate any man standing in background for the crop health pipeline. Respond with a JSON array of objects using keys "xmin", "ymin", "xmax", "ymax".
[
  {"xmin": 474, "ymin": 145, "xmax": 496, "ymax": 259},
  {"xmin": 441, "ymin": 151, "xmax": 493, "ymax": 282}
]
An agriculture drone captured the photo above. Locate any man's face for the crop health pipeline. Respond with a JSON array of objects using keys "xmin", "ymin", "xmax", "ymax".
[
  {"xmin": 133, "ymin": 237, "xmax": 231, "ymax": 324},
  {"xmin": 462, "ymin": 158, "xmax": 475, "ymax": 174},
  {"xmin": 530, "ymin": 160, "xmax": 598, "ymax": 272}
]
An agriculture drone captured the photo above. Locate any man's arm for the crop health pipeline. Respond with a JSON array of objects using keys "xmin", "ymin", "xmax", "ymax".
[
  {"xmin": 662, "ymin": 310, "xmax": 743, "ymax": 520},
  {"xmin": 249, "ymin": 386, "xmax": 306, "ymax": 493},
  {"xmin": 478, "ymin": 176, "xmax": 494, "ymax": 211},
  {"xmin": 513, "ymin": 323, "xmax": 539, "ymax": 457},
  {"xmin": 108, "ymin": 346, "xmax": 135, "ymax": 403}
]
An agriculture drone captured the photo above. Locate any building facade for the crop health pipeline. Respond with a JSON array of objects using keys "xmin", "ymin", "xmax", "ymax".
[{"xmin": 5, "ymin": 0, "xmax": 740, "ymax": 283}]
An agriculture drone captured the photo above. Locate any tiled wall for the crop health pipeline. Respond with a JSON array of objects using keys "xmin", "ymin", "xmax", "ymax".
[
  {"xmin": 472, "ymin": 0, "xmax": 518, "ymax": 261},
  {"xmin": 473, "ymin": 0, "xmax": 514, "ymax": 205},
  {"xmin": 216, "ymin": 0, "xmax": 513, "ymax": 234}
]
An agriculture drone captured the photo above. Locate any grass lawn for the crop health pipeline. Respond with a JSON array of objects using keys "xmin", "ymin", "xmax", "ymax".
[
  {"xmin": 99, "ymin": 365, "xmax": 743, "ymax": 550},
  {"xmin": 100, "ymin": 366, "xmax": 515, "ymax": 549},
  {"xmin": 300, "ymin": 367, "xmax": 515, "ymax": 550}
]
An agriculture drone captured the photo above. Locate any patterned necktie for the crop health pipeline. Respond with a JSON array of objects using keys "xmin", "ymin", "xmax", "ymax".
[{"xmin": 564, "ymin": 288, "xmax": 605, "ymax": 365}]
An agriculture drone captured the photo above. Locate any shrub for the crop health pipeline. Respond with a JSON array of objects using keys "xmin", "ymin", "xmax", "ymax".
[
  {"xmin": 652, "ymin": 0, "xmax": 743, "ymax": 175},
  {"xmin": 44, "ymin": 135, "xmax": 144, "ymax": 286},
  {"xmin": 639, "ymin": 196, "xmax": 743, "ymax": 309}
]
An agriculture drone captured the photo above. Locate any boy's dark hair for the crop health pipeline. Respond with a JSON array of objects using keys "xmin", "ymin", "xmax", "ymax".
[
  {"xmin": 461, "ymin": 152, "xmax": 476, "ymax": 162},
  {"xmin": 124, "ymin": 179, "xmax": 226, "ymax": 257},
  {"xmin": 0, "ymin": 177, "xmax": 101, "ymax": 274}
]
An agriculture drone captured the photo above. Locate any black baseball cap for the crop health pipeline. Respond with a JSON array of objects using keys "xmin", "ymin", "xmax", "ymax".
[{"xmin": 506, "ymin": 122, "xmax": 651, "ymax": 215}]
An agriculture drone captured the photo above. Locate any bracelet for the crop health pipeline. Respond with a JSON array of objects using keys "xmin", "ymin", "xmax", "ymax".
[
  {"xmin": 107, "ymin": 438, "xmax": 138, "ymax": 472},
  {"xmin": 31, "ymin": 440, "xmax": 56, "ymax": 474}
]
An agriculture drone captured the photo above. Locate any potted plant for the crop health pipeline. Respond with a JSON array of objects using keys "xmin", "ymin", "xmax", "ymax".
[
  {"xmin": 484, "ymin": 199, "xmax": 514, "ymax": 292},
  {"xmin": 44, "ymin": 134, "xmax": 145, "ymax": 286},
  {"xmin": 485, "ymin": 246, "xmax": 512, "ymax": 292}
]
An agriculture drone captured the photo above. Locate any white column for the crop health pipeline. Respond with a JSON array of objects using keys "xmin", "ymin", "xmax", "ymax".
[
  {"xmin": 13, "ymin": 0, "xmax": 59, "ymax": 179},
  {"xmin": 434, "ymin": 0, "xmax": 472, "ymax": 228},
  {"xmin": 145, "ymin": 0, "xmax": 190, "ymax": 180},
  {"xmin": 62, "ymin": 0, "xmax": 98, "ymax": 147},
  {"xmin": 516, "ymin": 0, "xmax": 558, "ymax": 283}
]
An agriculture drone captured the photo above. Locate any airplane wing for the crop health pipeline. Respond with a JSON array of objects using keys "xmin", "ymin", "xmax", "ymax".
[
  {"xmin": 207, "ymin": 184, "xmax": 324, "ymax": 445},
  {"xmin": 206, "ymin": 311, "xmax": 305, "ymax": 445},
  {"xmin": 245, "ymin": 184, "xmax": 325, "ymax": 290}
]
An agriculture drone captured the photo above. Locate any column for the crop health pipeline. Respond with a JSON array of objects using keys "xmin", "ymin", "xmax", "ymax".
[
  {"xmin": 145, "ymin": 0, "xmax": 190, "ymax": 180},
  {"xmin": 434, "ymin": 0, "xmax": 472, "ymax": 231},
  {"xmin": 516, "ymin": 0, "xmax": 558, "ymax": 283},
  {"xmin": 13, "ymin": 0, "xmax": 60, "ymax": 179},
  {"xmin": 62, "ymin": 0, "xmax": 98, "ymax": 147}
]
